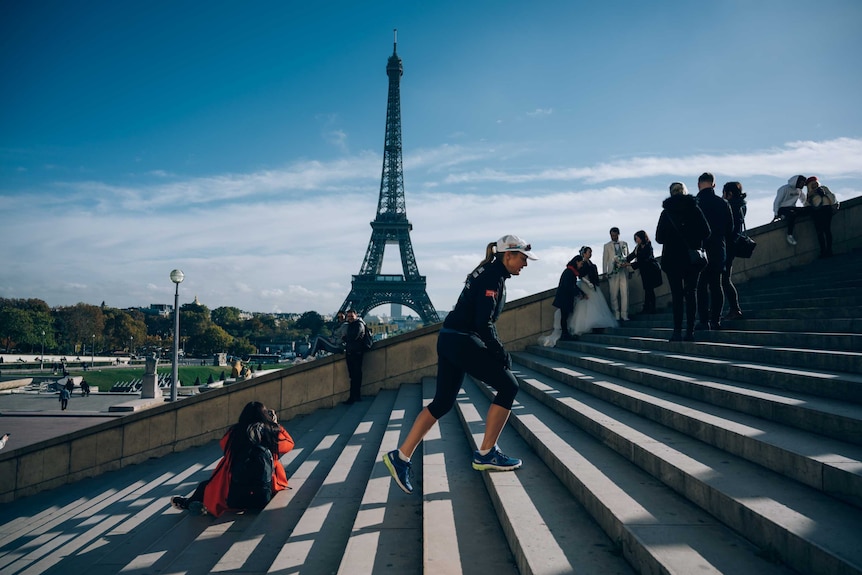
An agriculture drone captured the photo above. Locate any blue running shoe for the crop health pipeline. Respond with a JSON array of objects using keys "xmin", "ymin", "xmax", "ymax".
[
  {"xmin": 472, "ymin": 446, "xmax": 522, "ymax": 471},
  {"xmin": 383, "ymin": 449, "xmax": 413, "ymax": 494}
]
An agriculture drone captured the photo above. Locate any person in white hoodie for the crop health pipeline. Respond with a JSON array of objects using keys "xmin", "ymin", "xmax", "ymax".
[{"xmin": 772, "ymin": 175, "xmax": 807, "ymax": 245}]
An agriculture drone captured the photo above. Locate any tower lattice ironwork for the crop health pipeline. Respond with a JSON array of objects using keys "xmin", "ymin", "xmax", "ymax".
[{"xmin": 340, "ymin": 31, "xmax": 439, "ymax": 324}]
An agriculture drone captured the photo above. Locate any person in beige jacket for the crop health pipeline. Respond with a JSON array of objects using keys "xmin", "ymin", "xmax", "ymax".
[{"xmin": 602, "ymin": 227, "xmax": 631, "ymax": 321}]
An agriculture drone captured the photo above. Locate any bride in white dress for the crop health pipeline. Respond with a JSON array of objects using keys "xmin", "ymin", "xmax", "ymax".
[{"xmin": 570, "ymin": 246, "xmax": 618, "ymax": 336}]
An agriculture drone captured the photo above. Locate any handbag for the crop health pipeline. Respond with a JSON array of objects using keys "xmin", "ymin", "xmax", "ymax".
[
  {"xmin": 668, "ymin": 215, "xmax": 707, "ymax": 271},
  {"xmin": 732, "ymin": 220, "xmax": 756, "ymax": 259},
  {"xmin": 687, "ymin": 248, "xmax": 708, "ymax": 270}
]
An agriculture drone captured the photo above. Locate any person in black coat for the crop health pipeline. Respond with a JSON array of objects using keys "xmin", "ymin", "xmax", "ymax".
[
  {"xmin": 655, "ymin": 182, "xmax": 710, "ymax": 342},
  {"xmin": 695, "ymin": 173, "xmax": 734, "ymax": 330},
  {"xmin": 627, "ymin": 230, "xmax": 663, "ymax": 314},
  {"xmin": 721, "ymin": 181, "xmax": 747, "ymax": 320},
  {"xmin": 551, "ymin": 255, "xmax": 586, "ymax": 341}
]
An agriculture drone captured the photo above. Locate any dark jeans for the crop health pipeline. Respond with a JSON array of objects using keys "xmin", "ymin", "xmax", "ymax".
[
  {"xmin": 309, "ymin": 336, "xmax": 342, "ymax": 356},
  {"xmin": 427, "ymin": 331, "xmax": 519, "ymax": 420},
  {"xmin": 190, "ymin": 479, "xmax": 210, "ymax": 503},
  {"xmin": 559, "ymin": 305, "xmax": 573, "ymax": 337},
  {"xmin": 666, "ymin": 267, "xmax": 700, "ymax": 333},
  {"xmin": 777, "ymin": 206, "xmax": 801, "ymax": 235},
  {"xmin": 643, "ymin": 286, "xmax": 656, "ymax": 313},
  {"xmin": 345, "ymin": 352, "xmax": 364, "ymax": 401},
  {"xmin": 812, "ymin": 207, "xmax": 834, "ymax": 256},
  {"xmin": 721, "ymin": 256, "xmax": 740, "ymax": 314},
  {"xmin": 697, "ymin": 264, "xmax": 724, "ymax": 325}
]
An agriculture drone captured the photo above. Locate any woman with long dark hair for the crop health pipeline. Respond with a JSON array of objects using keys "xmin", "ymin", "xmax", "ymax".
[
  {"xmin": 383, "ymin": 235, "xmax": 536, "ymax": 494},
  {"xmin": 627, "ymin": 230, "xmax": 663, "ymax": 314},
  {"xmin": 655, "ymin": 182, "xmax": 710, "ymax": 342},
  {"xmin": 721, "ymin": 181, "xmax": 747, "ymax": 320},
  {"xmin": 171, "ymin": 401, "xmax": 294, "ymax": 516}
]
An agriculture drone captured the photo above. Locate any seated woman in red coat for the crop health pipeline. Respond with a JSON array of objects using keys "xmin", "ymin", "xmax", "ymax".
[{"xmin": 171, "ymin": 401, "xmax": 294, "ymax": 516}]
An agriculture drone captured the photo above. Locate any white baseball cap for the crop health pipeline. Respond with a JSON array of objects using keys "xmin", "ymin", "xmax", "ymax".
[{"xmin": 496, "ymin": 235, "xmax": 538, "ymax": 260}]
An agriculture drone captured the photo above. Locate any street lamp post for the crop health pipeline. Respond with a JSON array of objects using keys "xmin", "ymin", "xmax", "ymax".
[
  {"xmin": 41, "ymin": 331, "xmax": 45, "ymax": 371},
  {"xmin": 91, "ymin": 334, "xmax": 95, "ymax": 366},
  {"xmin": 130, "ymin": 336, "xmax": 133, "ymax": 358},
  {"xmin": 170, "ymin": 269, "xmax": 185, "ymax": 402}
]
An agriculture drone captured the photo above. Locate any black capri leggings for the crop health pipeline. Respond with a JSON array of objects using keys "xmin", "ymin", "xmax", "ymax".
[{"xmin": 427, "ymin": 331, "xmax": 519, "ymax": 420}]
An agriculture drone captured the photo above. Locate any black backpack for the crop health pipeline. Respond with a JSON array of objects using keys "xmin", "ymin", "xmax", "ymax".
[{"xmin": 227, "ymin": 441, "xmax": 274, "ymax": 510}]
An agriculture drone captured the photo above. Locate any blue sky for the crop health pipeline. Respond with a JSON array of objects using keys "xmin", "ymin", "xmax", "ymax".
[{"xmin": 1, "ymin": 1, "xmax": 861, "ymax": 316}]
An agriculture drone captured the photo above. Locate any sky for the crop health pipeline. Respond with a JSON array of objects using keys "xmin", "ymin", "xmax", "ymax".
[{"xmin": 1, "ymin": 1, "xmax": 861, "ymax": 317}]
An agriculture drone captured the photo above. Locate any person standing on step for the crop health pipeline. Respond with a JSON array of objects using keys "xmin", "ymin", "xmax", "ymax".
[
  {"xmin": 772, "ymin": 175, "xmax": 807, "ymax": 246},
  {"xmin": 627, "ymin": 231, "xmax": 663, "ymax": 314},
  {"xmin": 655, "ymin": 182, "xmax": 710, "ymax": 342},
  {"xmin": 171, "ymin": 401, "xmax": 294, "ymax": 517},
  {"xmin": 383, "ymin": 235, "xmax": 537, "ymax": 494},
  {"xmin": 804, "ymin": 176, "xmax": 838, "ymax": 258},
  {"xmin": 343, "ymin": 309, "xmax": 369, "ymax": 404},
  {"xmin": 722, "ymin": 181, "xmax": 747, "ymax": 320},
  {"xmin": 603, "ymin": 227, "xmax": 631, "ymax": 321},
  {"xmin": 550, "ymin": 254, "xmax": 587, "ymax": 343},
  {"xmin": 695, "ymin": 172, "xmax": 734, "ymax": 331}
]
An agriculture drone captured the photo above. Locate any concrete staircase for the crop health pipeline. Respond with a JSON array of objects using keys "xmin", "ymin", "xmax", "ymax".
[{"xmin": 1, "ymin": 251, "xmax": 860, "ymax": 574}]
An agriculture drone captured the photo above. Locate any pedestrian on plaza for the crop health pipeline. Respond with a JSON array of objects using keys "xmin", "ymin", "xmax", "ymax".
[
  {"xmin": 80, "ymin": 378, "xmax": 91, "ymax": 396},
  {"xmin": 59, "ymin": 386, "xmax": 70, "ymax": 410},
  {"xmin": 383, "ymin": 235, "xmax": 536, "ymax": 494}
]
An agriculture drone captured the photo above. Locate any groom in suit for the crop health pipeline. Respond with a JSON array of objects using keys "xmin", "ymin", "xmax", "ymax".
[{"xmin": 602, "ymin": 227, "xmax": 630, "ymax": 321}]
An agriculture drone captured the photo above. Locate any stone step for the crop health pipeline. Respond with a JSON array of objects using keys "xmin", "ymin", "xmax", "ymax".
[
  {"xmin": 731, "ymin": 277, "xmax": 862, "ymax": 297},
  {"xmin": 207, "ymin": 402, "xmax": 363, "ymax": 574},
  {"xmin": 454, "ymin": 377, "xmax": 636, "ymax": 575},
  {"xmin": 734, "ymin": 292, "xmax": 862, "ymax": 308},
  {"xmin": 470, "ymin": 372, "xmax": 862, "ymax": 575},
  {"xmin": 631, "ymin": 305, "xmax": 862, "ymax": 321},
  {"xmin": 336, "ymin": 384, "xmax": 424, "ymax": 574},
  {"xmin": 623, "ymin": 316, "xmax": 862, "ymax": 334},
  {"xmin": 528, "ymin": 339, "xmax": 862, "ymax": 405},
  {"xmin": 103, "ymin": 405, "xmax": 344, "ymax": 575},
  {"xmin": 267, "ymin": 390, "xmax": 397, "ymax": 574},
  {"xmin": 417, "ymin": 377, "xmax": 519, "ymax": 575},
  {"xmin": 463, "ymin": 375, "xmax": 797, "ymax": 575},
  {"xmin": 512, "ymin": 355, "xmax": 862, "ymax": 507},
  {"xmin": 580, "ymin": 331, "xmax": 862, "ymax": 373},
  {"xmin": 614, "ymin": 326, "xmax": 862, "ymax": 352}
]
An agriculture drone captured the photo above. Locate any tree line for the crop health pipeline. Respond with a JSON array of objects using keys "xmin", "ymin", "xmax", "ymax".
[{"xmin": 0, "ymin": 297, "xmax": 331, "ymax": 359}]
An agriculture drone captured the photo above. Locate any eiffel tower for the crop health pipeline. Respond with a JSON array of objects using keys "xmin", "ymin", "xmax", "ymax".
[{"xmin": 340, "ymin": 31, "xmax": 439, "ymax": 324}]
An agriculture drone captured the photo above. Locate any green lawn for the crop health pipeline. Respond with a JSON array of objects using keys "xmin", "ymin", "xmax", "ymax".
[{"xmin": 70, "ymin": 365, "xmax": 237, "ymax": 392}]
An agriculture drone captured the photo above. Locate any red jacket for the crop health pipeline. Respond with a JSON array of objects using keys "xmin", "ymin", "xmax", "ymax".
[{"xmin": 203, "ymin": 425, "xmax": 294, "ymax": 517}]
